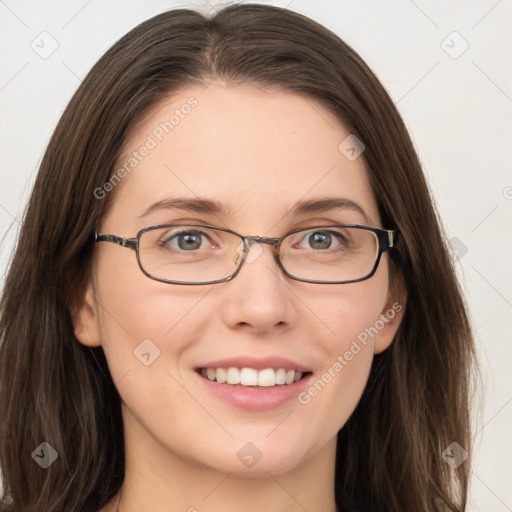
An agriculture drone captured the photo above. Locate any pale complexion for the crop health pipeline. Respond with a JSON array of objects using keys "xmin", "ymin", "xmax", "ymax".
[{"xmin": 75, "ymin": 82, "xmax": 405, "ymax": 512}]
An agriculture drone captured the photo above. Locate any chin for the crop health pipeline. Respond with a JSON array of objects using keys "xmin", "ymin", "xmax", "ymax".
[{"xmin": 190, "ymin": 433, "xmax": 313, "ymax": 477}]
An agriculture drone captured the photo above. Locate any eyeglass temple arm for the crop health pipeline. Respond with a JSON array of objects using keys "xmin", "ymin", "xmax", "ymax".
[
  {"xmin": 385, "ymin": 229, "xmax": 399, "ymax": 249},
  {"xmin": 94, "ymin": 234, "xmax": 137, "ymax": 251}
]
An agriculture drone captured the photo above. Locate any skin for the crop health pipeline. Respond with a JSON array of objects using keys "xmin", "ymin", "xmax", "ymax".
[{"xmin": 75, "ymin": 81, "xmax": 406, "ymax": 512}]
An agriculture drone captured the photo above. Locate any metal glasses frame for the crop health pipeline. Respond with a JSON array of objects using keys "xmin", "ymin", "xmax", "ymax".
[{"xmin": 93, "ymin": 223, "xmax": 398, "ymax": 285}]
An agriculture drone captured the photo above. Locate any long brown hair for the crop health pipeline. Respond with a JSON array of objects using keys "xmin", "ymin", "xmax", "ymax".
[{"xmin": 0, "ymin": 4, "xmax": 477, "ymax": 511}]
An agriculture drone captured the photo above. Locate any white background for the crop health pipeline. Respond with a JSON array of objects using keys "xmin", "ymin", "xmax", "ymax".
[{"xmin": 1, "ymin": 1, "xmax": 511, "ymax": 510}]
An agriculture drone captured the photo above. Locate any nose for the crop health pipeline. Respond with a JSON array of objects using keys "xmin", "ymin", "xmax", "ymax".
[{"xmin": 219, "ymin": 238, "xmax": 298, "ymax": 333}]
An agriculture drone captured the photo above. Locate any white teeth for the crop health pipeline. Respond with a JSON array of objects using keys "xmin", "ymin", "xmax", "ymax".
[
  {"xmin": 199, "ymin": 367, "xmax": 307, "ymax": 387},
  {"xmin": 257, "ymin": 368, "xmax": 276, "ymax": 387},
  {"xmin": 240, "ymin": 367, "xmax": 258, "ymax": 386},
  {"xmin": 216, "ymin": 367, "xmax": 227, "ymax": 384},
  {"xmin": 226, "ymin": 367, "xmax": 241, "ymax": 384},
  {"xmin": 275, "ymin": 368, "xmax": 286, "ymax": 385}
]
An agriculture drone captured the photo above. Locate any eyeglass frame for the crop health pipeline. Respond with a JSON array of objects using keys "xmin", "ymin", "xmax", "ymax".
[{"xmin": 93, "ymin": 223, "xmax": 399, "ymax": 285}]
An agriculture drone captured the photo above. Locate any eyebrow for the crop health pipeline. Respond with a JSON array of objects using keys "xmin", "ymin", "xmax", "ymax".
[
  {"xmin": 290, "ymin": 197, "xmax": 371, "ymax": 224},
  {"xmin": 138, "ymin": 197, "xmax": 233, "ymax": 218},
  {"xmin": 137, "ymin": 196, "xmax": 372, "ymax": 224}
]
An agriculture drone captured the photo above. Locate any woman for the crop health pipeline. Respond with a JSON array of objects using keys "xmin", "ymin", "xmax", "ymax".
[{"xmin": 0, "ymin": 4, "xmax": 477, "ymax": 511}]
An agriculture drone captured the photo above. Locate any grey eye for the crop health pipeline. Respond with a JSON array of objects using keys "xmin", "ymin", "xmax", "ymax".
[
  {"xmin": 307, "ymin": 231, "xmax": 332, "ymax": 250},
  {"xmin": 163, "ymin": 230, "xmax": 209, "ymax": 251}
]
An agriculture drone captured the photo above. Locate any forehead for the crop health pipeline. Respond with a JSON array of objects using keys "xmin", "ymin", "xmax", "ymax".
[{"xmin": 105, "ymin": 82, "xmax": 380, "ymax": 231}]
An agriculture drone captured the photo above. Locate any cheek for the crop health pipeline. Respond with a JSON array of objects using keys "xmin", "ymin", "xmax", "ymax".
[
  {"xmin": 297, "ymin": 273, "xmax": 389, "ymax": 422},
  {"xmin": 316, "ymin": 267, "xmax": 389, "ymax": 349},
  {"xmin": 94, "ymin": 252, "xmax": 212, "ymax": 381},
  {"xmin": 95, "ymin": 276, "xmax": 213, "ymax": 441}
]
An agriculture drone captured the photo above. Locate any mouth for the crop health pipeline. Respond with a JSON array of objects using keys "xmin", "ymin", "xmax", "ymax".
[{"xmin": 195, "ymin": 367, "xmax": 313, "ymax": 389}]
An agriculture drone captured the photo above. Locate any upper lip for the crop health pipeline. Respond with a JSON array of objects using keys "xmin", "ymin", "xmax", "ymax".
[{"xmin": 196, "ymin": 356, "xmax": 312, "ymax": 373}]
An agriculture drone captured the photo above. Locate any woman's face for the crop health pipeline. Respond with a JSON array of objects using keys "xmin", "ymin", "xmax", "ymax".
[{"xmin": 77, "ymin": 82, "xmax": 403, "ymax": 476}]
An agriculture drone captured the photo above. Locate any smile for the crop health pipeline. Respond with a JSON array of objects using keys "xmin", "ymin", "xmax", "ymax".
[{"xmin": 196, "ymin": 367, "xmax": 312, "ymax": 388}]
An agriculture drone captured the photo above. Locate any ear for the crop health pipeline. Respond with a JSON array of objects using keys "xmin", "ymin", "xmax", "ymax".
[
  {"xmin": 71, "ymin": 280, "xmax": 102, "ymax": 347},
  {"xmin": 373, "ymin": 276, "xmax": 407, "ymax": 354}
]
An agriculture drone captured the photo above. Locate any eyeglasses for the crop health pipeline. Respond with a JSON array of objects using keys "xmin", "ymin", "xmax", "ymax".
[{"xmin": 93, "ymin": 223, "xmax": 398, "ymax": 285}]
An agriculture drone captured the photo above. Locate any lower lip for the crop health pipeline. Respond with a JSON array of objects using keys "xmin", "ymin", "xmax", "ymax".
[{"xmin": 194, "ymin": 370, "xmax": 313, "ymax": 411}]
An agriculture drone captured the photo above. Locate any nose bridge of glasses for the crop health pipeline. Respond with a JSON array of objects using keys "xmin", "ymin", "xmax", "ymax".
[
  {"xmin": 237, "ymin": 235, "xmax": 281, "ymax": 265},
  {"xmin": 247, "ymin": 235, "xmax": 279, "ymax": 245},
  {"xmin": 244, "ymin": 235, "xmax": 280, "ymax": 253}
]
